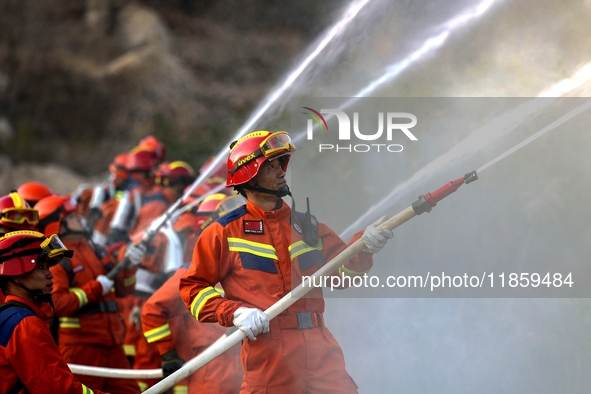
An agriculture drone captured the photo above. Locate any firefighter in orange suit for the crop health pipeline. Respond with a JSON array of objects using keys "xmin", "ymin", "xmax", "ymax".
[
  {"xmin": 34, "ymin": 195, "xmax": 141, "ymax": 394},
  {"xmin": 142, "ymin": 193, "xmax": 246, "ymax": 393},
  {"xmin": 0, "ymin": 231, "xmax": 109, "ymax": 394},
  {"xmin": 111, "ymin": 148, "xmax": 165, "ymax": 371},
  {"xmin": 119, "ymin": 160, "xmax": 195, "ymax": 391},
  {"xmin": 86, "ymin": 152, "xmax": 130, "ymax": 247},
  {"xmin": 142, "ymin": 263, "xmax": 243, "ymax": 394},
  {"xmin": 179, "ymin": 131, "xmax": 393, "ymax": 393}
]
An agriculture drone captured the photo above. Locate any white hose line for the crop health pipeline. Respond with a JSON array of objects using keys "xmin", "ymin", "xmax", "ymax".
[
  {"xmin": 67, "ymin": 330, "xmax": 237, "ymax": 379},
  {"xmin": 69, "ymin": 364, "xmax": 163, "ymax": 379}
]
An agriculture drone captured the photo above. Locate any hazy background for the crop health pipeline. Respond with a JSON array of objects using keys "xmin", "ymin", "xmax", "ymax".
[{"xmin": 2, "ymin": 0, "xmax": 591, "ymax": 392}]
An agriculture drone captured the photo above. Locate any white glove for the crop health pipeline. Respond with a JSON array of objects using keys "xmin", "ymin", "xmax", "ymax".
[
  {"xmin": 361, "ymin": 216, "xmax": 394, "ymax": 254},
  {"xmin": 96, "ymin": 275, "xmax": 114, "ymax": 296},
  {"xmin": 233, "ymin": 307, "xmax": 270, "ymax": 341},
  {"xmin": 125, "ymin": 242, "xmax": 148, "ymax": 266}
]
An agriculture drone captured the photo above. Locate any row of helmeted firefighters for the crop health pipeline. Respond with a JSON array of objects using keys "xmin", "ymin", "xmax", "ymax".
[{"xmin": 0, "ymin": 132, "xmax": 394, "ymax": 394}]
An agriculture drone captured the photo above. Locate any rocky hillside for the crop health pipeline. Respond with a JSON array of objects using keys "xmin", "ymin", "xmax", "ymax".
[{"xmin": 0, "ymin": 0, "xmax": 340, "ymax": 194}]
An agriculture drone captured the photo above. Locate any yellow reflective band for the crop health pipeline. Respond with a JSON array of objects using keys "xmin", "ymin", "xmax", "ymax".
[
  {"xmin": 124, "ymin": 344, "xmax": 136, "ymax": 356},
  {"xmin": 214, "ymin": 287, "xmax": 225, "ymax": 296},
  {"xmin": 144, "ymin": 323, "xmax": 171, "ymax": 343},
  {"xmin": 190, "ymin": 286, "xmax": 222, "ymax": 320},
  {"xmin": 288, "ymin": 239, "xmax": 323, "ymax": 260},
  {"xmin": 338, "ymin": 264, "xmax": 370, "ymax": 277},
  {"xmin": 115, "ymin": 191, "xmax": 125, "ymax": 201},
  {"xmin": 69, "ymin": 288, "xmax": 88, "ymax": 308},
  {"xmin": 59, "ymin": 317, "xmax": 81, "ymax": 329},
  {"xmin": 82, "ymin": 385, "xmax": 94, "ymax": 394},
  {"xmin": 138, "ymin": 382, "xmax": 148, "ymax": 391},
  {"xmin": 174, "ymin": 386, "xmax": 188, "ymax": 394},
  {"xmin": 228, "ymin": 237, "xmax": 278, "ymax": 259},
  {"xmin": 124, "ymin": 275, "xmax": 136, "ymax": 287}
]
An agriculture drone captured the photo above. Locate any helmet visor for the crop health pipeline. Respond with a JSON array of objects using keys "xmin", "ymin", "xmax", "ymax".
[
  {"xmin": 260, "ymin": 132, "xmax": 296, "ymax": 158},
  {"xmin": 40, "ymin": 234, "xmax": 71, "ymax": 259},
  {"xmin": 1, "ymin": 208, "xmax": 39, "ymax": 225}
]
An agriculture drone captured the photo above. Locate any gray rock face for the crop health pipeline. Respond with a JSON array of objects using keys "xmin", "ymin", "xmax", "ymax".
[{"xmin": 0, "ymin": 0, "xmax": 331, "ymax": 179}]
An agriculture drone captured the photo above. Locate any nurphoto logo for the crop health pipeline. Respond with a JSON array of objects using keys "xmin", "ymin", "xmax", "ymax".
[{"xmin": 303, "ymin": 107, "xmax": 418, "ymax": 153}]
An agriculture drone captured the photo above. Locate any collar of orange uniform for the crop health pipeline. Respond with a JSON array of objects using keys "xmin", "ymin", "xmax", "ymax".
[
  {"xmin": 246, "ymin": 199, "xmax": 290, "ymax": 221},
  {"xmin": 4, "ymin": 294, "xmax": 46, "ymax": 318}
]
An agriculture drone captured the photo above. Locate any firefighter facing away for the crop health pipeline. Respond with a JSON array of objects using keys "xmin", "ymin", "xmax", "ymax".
[{"xmin": 179, "ymin": 130, "xmax": 393, "ymax": 393}]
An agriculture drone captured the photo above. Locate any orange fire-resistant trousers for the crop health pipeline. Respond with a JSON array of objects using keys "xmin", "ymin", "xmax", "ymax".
[{"xmin": 239, "ymin": 319, "xmax": 358, "ymax": 394}]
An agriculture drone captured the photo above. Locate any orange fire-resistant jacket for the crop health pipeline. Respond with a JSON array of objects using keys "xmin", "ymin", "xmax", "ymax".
[
  {"xmin": 0, "ymin": 295, "xmax": 108, "ymax": 394},
  {"xmin": 116, "ymin": 187, "xmax": 174, "ymax": 380},
  {"xmin": 143, "ymin": 265, "xmax": 242, "ymax": 393},
  {"xmin": 179, "ymin": 199, "xmax": 373, "ymax": 327},
  {"xmin": 143, "ymin": 265, "xmax": 228, "ymax": 357},
  {"xmin": 51, "ymin": 237, "xmax": 136, "ymax": 346}
]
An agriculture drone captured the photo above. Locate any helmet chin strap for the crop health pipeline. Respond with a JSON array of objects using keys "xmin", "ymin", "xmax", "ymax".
[
  {"xmin": 9, "ymin": 278, "xmax": 53, "ymax": 304},
  {"xmin": 242, "ymin": 184, "xmax": 298, "ymax": 224},
  {"xmin": 241, "ymin": 183, "xmax": 292, "ymax": 198}
]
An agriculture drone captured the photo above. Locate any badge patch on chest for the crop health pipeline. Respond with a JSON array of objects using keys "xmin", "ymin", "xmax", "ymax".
[
  {"xmin": 72, "ymin": 265, "xmax": 85, "ymax": 273},
  {"xmin": 244, "ymin": 220, "xmax": 264, "ymax": 234}
]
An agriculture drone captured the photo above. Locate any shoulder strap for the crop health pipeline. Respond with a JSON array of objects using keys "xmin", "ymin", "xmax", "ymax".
[
  {"xmin": 0, "ymin": 302, "xmax": 36, "ymax": 347},
  {"xmin": 217, "ymin": 205, "xmax": 248, "ymax": 227},
  {"xmin": 59, "ymin": 257, "xmax": 78, "ymax": 287},
  {"xmin": 88, "ymin": 239, "xmax": 114, "ymax": 271}
]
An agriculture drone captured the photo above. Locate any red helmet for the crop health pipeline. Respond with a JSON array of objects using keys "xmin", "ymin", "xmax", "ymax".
[
  {"xmin": 194, "ymin": 193, "xmax": 246, "ymax": 229},
  {"xmin": 109, "ymin": 152, "xmax": 128, "ymax": 174},
  {"xmin": 16, "ymin": 182, "xmax": 54, "ymax": 206},
  {"xmin": 157, "ymin": 161, "xmax": 195, "ymax": 186},
  {"xmin": 0, "ymin": 192, "xmax": 39, "ymax": 230},
  {"xmin": 34, "ymin": 195, "xmax": 79, "ymax": 236},
  {"xmin": 138, "ymin": 135, "xmax": 166, "ymax": 164},
  {"xmin": 226, "ymin": 131, "xmax": 295, "ymax": 187},
  {"xmin": 126, "ymin": 147, "xmax": 160, "ymax": 172},
  {"xmin": 0, "ymin": 231, "xmax": 73, "ymax": 276}
]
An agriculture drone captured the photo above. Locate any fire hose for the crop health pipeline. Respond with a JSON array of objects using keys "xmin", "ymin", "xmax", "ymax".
[
  {"xmin": 69, "ymin": 365, "xmax": 162, "ymax": 379},
  {"xmin": 68, "ymin": 329, "xmax": 236, "ymax": 379},
  {"xmin": 141, "ymin": 170, "xmax": 478, "ymax": 394},
  {"xmin": 105, "ymin": 181, "xmax": 226, "ymax": 280}
]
